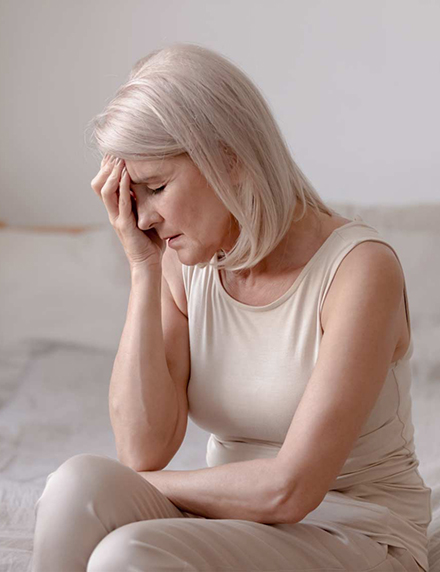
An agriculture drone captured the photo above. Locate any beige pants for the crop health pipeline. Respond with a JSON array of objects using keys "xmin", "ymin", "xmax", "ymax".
[{"xmin": 31, "ymin": 454, "xmax": 424, "ymax": 572}]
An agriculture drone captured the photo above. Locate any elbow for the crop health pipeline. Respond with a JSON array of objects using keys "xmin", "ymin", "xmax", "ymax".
[
  {"xmin": 266, "ymin": 483, "xmax": 303, "ymax": 525},
  {"xmin": 272, "ymin": 497, "xmax": 304, "ymax": 525},
  {"xmin": 272, "ymin": 483, "xmax": 322, "ymax": 525},
  {"xmin": 270, "ymin": 461, "xmax": 328, "ymax": 524},
  {"xmin": 115, "ymin": 446, "xmax": 170, "ymax": 473},
  {"xmin": 113, "ymin": 425, "xmax": 178, "ymax": 473},
  {"xmin": 117, "ymin": 449, "xmax": 170, "ymax": 472},
  {"xmin": 124, "ymin": 459, "xmax": 167, "ymax": 473}
]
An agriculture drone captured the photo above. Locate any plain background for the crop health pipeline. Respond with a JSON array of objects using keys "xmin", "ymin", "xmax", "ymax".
[{"xmin": 0, "ymin": 0, "xmax": 439, "ymax": 227}]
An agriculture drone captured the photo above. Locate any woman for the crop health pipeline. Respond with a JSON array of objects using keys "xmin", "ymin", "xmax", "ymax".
[{"xmin": 32, "ymin": 43, "xmax": 430, "ymax": 571}]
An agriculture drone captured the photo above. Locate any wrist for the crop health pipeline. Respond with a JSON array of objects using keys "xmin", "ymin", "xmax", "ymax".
[{"xmin": 130, "ymin": 263, "xmax": 162, "ymax": 283}]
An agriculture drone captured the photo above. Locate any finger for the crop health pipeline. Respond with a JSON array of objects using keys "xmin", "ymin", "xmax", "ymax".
[
  {"xmin": 118, "ymin": 166, "xmax": 134, "ymax": 222},
  {"xmin": 101, "ymin": 157, "xmax": 123, "ymax": 215},
  {"xmin": 91, "ymin": 155, "xmax": 117, "ymax": 198},
  {"xmin": 101, "ymin": 158, "xmax": 125, "ymax": 222},
  {"xmin": 101, "ymin": 153, "xmax": 113, "ymax": 167}
]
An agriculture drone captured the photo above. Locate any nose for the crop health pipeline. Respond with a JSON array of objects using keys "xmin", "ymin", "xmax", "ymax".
[{"xmin": 136, "ymin": 199, "xmax": 163, "ymax": 232}]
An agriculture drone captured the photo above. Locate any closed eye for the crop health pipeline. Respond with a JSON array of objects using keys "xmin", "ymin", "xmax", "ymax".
[{"xmin": 150, "ymin": 184, "xmax": 166, "ymax": 195}]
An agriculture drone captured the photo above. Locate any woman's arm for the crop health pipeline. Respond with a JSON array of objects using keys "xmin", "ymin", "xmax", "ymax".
[
  {"xmin": 91, "ymin": 156, "xmax": 190, "ymax": 473},
  {"xmin": 274, "ymin": 242, "xmax": 405, "ymax": 523},
  {"xmin": 109, "ymin": 265, "xmax": 182, "ymax": 472}
]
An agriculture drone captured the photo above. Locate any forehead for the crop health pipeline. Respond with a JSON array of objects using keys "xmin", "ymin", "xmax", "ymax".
[{"xmin": 125, "ymin": 155, "xmax": 187, "ymax": 184}]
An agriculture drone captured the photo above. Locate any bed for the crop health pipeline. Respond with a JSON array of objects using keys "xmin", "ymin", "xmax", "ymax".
[{"xmin": 0, "ymin": 202, "xmax": 439, "ymax": 572}]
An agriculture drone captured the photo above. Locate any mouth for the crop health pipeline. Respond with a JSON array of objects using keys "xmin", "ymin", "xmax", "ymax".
[{"xmin": 167, "ymin": 234, "xmax": 182, "ymax": 246}]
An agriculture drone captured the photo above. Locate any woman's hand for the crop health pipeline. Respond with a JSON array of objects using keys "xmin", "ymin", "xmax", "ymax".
[{"xmin": 91, "ymin": 154, "xmax": 166, "ymax": 271}]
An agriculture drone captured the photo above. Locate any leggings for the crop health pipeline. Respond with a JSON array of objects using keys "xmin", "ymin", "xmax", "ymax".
[{"xmin": 31, "ymin": 454, "xmax": 423, "ymax": 572}]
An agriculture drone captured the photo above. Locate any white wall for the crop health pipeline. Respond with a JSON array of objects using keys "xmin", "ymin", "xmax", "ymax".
[{"xmin": 0, "ymin": 0, "xmax": 438, "ymax": 226}]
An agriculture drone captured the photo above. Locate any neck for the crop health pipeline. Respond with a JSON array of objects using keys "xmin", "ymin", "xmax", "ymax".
[{"xmin": 223, "ymin": 207, "xmax": 328, "ymax": 285}]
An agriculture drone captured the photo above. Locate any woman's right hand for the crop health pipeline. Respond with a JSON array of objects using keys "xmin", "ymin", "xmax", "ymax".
[{"xmin": 91, "ymin": 154, "xmax": 166, "ymax": 271}]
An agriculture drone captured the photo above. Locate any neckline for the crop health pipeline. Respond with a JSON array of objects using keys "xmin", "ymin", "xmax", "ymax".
[{"xmin": 214, "ymin": 217, "xmax": 364, "ymax": 312}]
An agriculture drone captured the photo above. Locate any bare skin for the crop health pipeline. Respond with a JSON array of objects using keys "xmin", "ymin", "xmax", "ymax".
[{"xmin": 218, "ymin": 205, "xmax": 352, "ymax": 305}]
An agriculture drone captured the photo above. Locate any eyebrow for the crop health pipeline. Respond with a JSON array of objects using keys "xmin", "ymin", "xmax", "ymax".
[{"xmin": 130, "ymin": 176, "xmax": 161, "ymax": 185}]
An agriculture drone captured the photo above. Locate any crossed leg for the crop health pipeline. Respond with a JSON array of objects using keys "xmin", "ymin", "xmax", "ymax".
[{"xmin": 31, "ymin": 454, "xmax": 420, "ymax": 572}]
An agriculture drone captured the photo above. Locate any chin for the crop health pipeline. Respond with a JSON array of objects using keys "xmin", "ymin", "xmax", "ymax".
[{"xmin": 177, "ymin": 244, "xmax": 216, "ymax": 267}]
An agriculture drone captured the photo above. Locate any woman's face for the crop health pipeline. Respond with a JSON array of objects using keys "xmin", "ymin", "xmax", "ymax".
[{"xmin": 124, "ymin": 154, "xmax": 239, "ymax": 266}]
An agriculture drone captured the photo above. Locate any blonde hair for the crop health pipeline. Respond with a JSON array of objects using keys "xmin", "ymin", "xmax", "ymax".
[{"xmin": 87, "ymin": 42, "xmax": 336, "ymax": 272}]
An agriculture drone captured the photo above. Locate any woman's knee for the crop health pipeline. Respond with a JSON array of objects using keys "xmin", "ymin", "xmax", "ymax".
[
  {"xmin": 35, "ymin": 454, "xmax": 129, "ymax": 510},
  {"xmin": 59, "ymin": 453, "xmax": 120, "ymax": 476},
  {"xmin": 48, "ymin": 454, "xmax": 121, "ymax": 486}
]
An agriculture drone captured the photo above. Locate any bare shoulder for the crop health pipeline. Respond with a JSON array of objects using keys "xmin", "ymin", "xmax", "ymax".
[
  {"xmin": 321, "ymin": 240, "xmax": 405, "ymax": 333},
  {"xmin": 162, "ymin": 247, "xmax": 188, "ymax": 318},
  {"xmin": 335, "ymin": 240, "xmax": 404, "ymax": 278}
]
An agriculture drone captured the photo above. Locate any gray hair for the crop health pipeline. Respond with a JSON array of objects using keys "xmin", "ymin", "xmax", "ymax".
[{"xmin": 87, "ymin": 42, "xmax": 336, "ymax": 272}]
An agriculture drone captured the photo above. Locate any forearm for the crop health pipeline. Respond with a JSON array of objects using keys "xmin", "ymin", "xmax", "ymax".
[
  {"xmin": 109, "ymin": 267, "xmax": 179, "ymax": 471},
  {"xmin": 140, "ymin": 457, "xmax": 289, "ymax": 524}
]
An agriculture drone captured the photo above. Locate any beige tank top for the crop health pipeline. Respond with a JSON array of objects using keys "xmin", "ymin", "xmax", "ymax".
[{"xmin": 182, "ymin": 215, "xmax": 432, "ymax": 572}]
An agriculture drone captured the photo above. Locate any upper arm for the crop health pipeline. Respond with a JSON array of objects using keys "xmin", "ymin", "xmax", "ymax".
[
  {"xmin": 274, "ymin": 242, "xmax": 404, "ymax": 523},
  {"xmin": 161, "ymin": 247, "xmax": 191, "ymax": 458}
]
